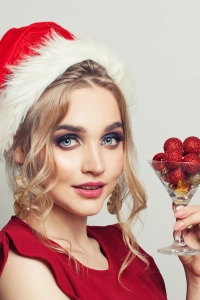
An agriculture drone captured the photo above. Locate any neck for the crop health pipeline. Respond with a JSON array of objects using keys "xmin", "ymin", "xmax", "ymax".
[
  {"xmin": 26, "ymin": 204, "xmax": 108, "ymax": 270},
  {"xmin": 44, "ymin": 204, "xmax": 89, "ymax": 249}
]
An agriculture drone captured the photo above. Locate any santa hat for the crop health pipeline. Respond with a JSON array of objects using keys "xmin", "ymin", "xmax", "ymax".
[{"xmin": 0, "ymin": 21, "xmax": 134, "ymax": 159}]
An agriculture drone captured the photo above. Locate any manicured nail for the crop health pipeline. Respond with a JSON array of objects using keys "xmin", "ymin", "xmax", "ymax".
[
  {"xmin": 174, "ymin": 210, "xmax": 184, "ymax": 217},
  {"xmin": 174, "ymin": 221, "xmax": 184, "ymax": 230}
]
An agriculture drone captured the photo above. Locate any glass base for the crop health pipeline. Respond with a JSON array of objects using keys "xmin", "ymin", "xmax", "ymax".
[{"xmin": 158, "ymin": 243, "xmax": 200, "ymax": 256}]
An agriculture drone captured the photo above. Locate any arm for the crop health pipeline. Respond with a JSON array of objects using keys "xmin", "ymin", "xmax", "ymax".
[
  {"xmin": 185, "ymin": 269, "xmax": 200, "ymax": 300},
  {"xmin": 174, "ymin": 205, "xmax": 200, "ymax": 300},
  {"xmin": 0, "ymin": 249, "xmax": 71, "ymax": 300}
]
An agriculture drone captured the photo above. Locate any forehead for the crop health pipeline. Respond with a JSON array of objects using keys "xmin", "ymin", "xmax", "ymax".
[{"xmin": 60, "ymin": 86, "xmax": 121, "ymax": 126}]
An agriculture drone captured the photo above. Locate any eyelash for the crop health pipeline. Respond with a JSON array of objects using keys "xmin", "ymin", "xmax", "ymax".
[
  {"xmin": 54, "ymin": 133, "xmax": 124, "ymax": 150},
  {"xmin": 55, "ymin": 134, "xmax": 80, "ymax": 149},
  {"xmin": 101, "ymin": 133, "xmax": 124, "ymax": 148}
]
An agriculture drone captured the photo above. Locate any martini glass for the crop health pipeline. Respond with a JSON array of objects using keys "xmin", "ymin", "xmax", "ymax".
[{"xmin": 148, "ymin": 160, "xmax": 200, "ymax": 256}]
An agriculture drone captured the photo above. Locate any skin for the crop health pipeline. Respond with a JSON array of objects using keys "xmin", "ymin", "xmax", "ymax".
[
  {"xmin": 0, "ymin": 86, "xmax": 124, "ymax": 299},
  {"xmin": 1, "ymin": 86, "xmax": 200, "ymax": 299},
  {"xmin": 173, "ymin": 205, "xmax": 200, "ymax": 300}
]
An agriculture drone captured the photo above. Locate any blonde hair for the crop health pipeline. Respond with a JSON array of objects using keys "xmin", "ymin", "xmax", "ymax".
[{"xmin": 5, "ymin": 59, "xmax": 147, "ymax": 278}]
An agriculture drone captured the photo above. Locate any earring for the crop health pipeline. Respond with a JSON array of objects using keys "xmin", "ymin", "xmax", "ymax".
[
  {"xmin": 107, "ymin": 183, "xmax": 122, "ymax": 214},
  {"xmin": 13, "ymin": 168, "xmax": 30, "ymax": 219}
]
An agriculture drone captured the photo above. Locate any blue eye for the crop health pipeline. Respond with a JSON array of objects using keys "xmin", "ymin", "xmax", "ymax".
[
  {"xmin": 101, "ymin": 133, "xmax": 124, "ymax": 147},
  {"xmin": 55, "ymin": 134, "xmax": 80, "ymax": 149},
  {"xmin": 61, "ymin": 138, "xmax": 76, "ymax": 147},
  {"xmin": 102, "ymin": 137, "xmax": 117, "ymax": 145}
]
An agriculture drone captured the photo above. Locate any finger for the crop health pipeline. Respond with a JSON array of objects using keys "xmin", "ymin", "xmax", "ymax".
[
  {"xmin": 174, "ymin": 205, "xmax": 200, "ymax": 219},
  {"xmin": 182, "ymin": 225, "xmax": 200, "ymax": 250},
  {"xmin": 173, "ymin": 224, "xmax": 200, "ymax": 253},
  {"xmin": 173, "ymin": 212, "xmax": 200, "ymax": 231}
]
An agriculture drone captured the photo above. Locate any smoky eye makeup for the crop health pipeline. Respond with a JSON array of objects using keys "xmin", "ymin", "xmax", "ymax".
[
  {"xmin": 108, "ymin": 132, "xmax": 124, "ymax": 141},
  {"xmin": 53, "ymin": 133, "xmax": 80, "ymax": 149},
  {"xmin": 52, "ymin": 124, "xmax": 124, "ymax": 149},
  {"xmin": 101, "ymin": 131, "xmax": 124, "ymax": 146}
]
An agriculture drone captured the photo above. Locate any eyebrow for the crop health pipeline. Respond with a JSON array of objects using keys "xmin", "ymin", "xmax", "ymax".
[
  {"xmin": 104, "ymin": 122, "xmax": 123, "ymax": 132},
  {"xmin": 56, "ymin": 125, "xmax": 86, "ymax": 132},
  {"xmin": 56, "ymin": 122, "xmax": 123, "ymax": 133}
]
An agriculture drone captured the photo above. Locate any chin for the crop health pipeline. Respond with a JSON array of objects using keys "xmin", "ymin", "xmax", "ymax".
[
  {"xmin": 72, "ymin": 205, "xmax": 103, "ymax": 217},
  {"xmin": 53, "ymin": 199, "xmax": 105, "ymax": 217}
]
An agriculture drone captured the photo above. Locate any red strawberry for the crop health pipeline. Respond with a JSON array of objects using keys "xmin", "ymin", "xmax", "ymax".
[
  {"xmin": 183, "ymin": 136, "xmax": 200, "ymax": 155},
  {"xmin": 167, "ymin": 168, "xmax": 187, "ymax": 185},
  {"xmin": 163, "ymin": 137, "xmax": 183, "ymax": 153},
  {"xmin": 182, "ymin": 153, "xmax": 200, "ymax": 174},
  {"xmin": 152, "ymin": 153, "xmax": 165, "ymax": 171},
  {"xmin": 163, "ymin": 150, "xmax": 182, "ymax": 169}
]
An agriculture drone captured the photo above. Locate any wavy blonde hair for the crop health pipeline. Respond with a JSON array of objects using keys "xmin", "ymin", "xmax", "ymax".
[{"xmin": 5, "ymin": 59, "xmax": 147, "ymax": 278}]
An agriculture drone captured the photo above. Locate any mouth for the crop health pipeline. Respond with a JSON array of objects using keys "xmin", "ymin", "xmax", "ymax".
[
  {"xmin": 77, "ymin": 185, "xmax": 103, "ymax": 190},
  {"xmin": 72, "ymin": 182, "xmax": 105, "ymax": 198}
]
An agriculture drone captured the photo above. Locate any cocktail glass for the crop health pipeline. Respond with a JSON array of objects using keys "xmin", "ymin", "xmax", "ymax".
[{"xmin": 148, "ymin": 160, "xmax": 200, "ymax": 255}]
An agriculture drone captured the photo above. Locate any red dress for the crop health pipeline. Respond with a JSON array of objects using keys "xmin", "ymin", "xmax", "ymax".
[{"xmin": 0, "ymin": 216, "xmax": 167, "ymax": 299}]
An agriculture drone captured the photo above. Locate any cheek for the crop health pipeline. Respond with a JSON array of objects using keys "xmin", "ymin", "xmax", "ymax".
[
  {"xmin": 105, "ymin": 149, "xmax": 124, "ymax": 178},
  {"xmin": 53, "ymin": 151, "xmax": 80, "ymax": 180},
  {"xmin": 115, "ymin": 155, "xmax": 124, "ymax": 176}
]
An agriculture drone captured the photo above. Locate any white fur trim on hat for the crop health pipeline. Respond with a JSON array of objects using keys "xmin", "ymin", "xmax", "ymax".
[{"xmin": 0, "ymin": 32, "xmax": 135, "ymax": 159}]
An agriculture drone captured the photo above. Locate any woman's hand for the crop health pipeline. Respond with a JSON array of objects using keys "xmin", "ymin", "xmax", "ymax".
[{"xmin": 173, "ymin": 205, "xmax": 200, "ymax": 299}]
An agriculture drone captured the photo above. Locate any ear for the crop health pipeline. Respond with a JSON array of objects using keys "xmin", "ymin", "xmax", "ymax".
[{"xmin": 14, "ymin": 145, "xmax": 25, "ymax": 164}]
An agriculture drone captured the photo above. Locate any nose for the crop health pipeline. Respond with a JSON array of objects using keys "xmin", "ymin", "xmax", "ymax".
[{"xmin": 81, "ymin": 142, "xmax": 105, "ymax": 175}]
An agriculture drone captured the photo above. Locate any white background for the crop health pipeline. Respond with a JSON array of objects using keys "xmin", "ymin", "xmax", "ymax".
[{"xmin": 1, "ymin": 1, "xmax": 200, "ymax": 299}]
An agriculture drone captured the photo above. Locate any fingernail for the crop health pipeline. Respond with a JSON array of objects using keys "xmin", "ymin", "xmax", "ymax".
[
  {"xmin": 174, "ymin": 210, "xmax": 184, "ymax": 217},
  {"xmin": 174, "ymin": 221, "xmax": 184, "ymax": 230}
]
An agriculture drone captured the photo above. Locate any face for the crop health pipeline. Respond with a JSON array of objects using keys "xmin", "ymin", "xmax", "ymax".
[{"xmin": 49, "ymin": 86, "xmax": 124, "ymax": 217}]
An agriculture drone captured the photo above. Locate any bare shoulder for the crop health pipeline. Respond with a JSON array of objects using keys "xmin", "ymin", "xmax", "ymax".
[{"xmin": 0, "ymin": 249, "xmax": 71, "ymax": 300}]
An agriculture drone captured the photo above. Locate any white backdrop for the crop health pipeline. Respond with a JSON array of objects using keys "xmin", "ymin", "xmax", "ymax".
[{"xmin": 1, "ymin": 1, "xmax": 200, "ymax": 299}]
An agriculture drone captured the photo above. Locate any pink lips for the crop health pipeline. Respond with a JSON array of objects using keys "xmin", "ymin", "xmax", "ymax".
[{"xmin": 73, "ymin": 182, "xmax": 105, "ymax": 198}]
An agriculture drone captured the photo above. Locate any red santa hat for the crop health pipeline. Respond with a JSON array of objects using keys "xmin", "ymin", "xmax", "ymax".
[{"xmin": 0, "ymin": 21, "xmax": 134, "ymax": 159}]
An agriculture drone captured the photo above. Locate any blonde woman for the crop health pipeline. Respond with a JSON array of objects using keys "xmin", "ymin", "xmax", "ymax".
[{"xmin": 0, "ymin": 22, "xmax": 200, "ymax": 299}]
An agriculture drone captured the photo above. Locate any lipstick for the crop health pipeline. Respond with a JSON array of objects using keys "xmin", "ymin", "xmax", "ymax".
[{"xmin": 73, "ymin": 182, "xmax": 105, "ymax": 198}]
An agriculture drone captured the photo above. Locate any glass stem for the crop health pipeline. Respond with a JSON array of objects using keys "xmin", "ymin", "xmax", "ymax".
[
  {"xmin": 174, "ymin": 229, "xmax": 185, "ymax": 243},
  {"xmin": 174, "ymin": 204, "xmax": 186, "ymax": 245}
]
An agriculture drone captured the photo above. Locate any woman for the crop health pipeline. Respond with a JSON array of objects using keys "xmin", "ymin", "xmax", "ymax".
[{"xmin": 0, "ymin": 22, "xmax": 200, "ymax": 300}]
